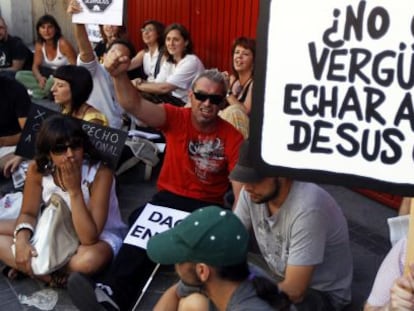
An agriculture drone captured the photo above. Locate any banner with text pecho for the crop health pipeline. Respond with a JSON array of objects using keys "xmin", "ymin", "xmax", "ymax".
[
  {"xmin": 250, "ymin": 0, "xmax": 414, "ymax": 195},
  {"xmin": 15, "ymin": 103, "xmax": 127, "ymax": 170}
]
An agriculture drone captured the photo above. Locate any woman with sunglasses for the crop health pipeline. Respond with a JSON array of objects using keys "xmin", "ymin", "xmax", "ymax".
[
  {"xmin": 219, "ymin": 37, "xmax": 256, "ymax": 138},
  {"xmin": 0, "ymin": 115, "xmax": 126, "ymax": 286},
  {"xmin": 131, "ymin": 23, "xmax": 204, "ymax": 106},
  {"xmin": 129, "ymin": 20, "xmax": 165, "ymax": 82},
  {"xmin": 16, "ymin": 14, "xmax": 76, "ymax": 99}
]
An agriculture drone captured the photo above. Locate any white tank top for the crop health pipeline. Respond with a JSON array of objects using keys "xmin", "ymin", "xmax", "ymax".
[
  {"xmin": 41, "ymin": 161, "xmax": 126, "ymax": 235},
  {"xmin": 41, "ymin": 39, "xmax": 70, "ymax": 70}
]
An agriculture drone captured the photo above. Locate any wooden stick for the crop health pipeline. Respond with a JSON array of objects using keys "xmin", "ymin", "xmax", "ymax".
[{"xmin": 404, "ymin": 198, "xmax": 414, "ymax": 275}]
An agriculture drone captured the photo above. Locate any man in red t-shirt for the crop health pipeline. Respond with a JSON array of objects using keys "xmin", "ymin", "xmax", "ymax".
[{"xmin": 68, "ymin": 46, "xmax": 244, "ymax": 311}]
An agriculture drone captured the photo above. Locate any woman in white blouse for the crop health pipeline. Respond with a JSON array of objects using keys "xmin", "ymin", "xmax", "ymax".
[{"xmin": 131, "ymin": 23, "xmax": 204, "ymax": 106}]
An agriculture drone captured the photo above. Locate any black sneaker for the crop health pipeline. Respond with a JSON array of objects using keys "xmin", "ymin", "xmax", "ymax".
[{"xmin": 67, "ymin": 272, "xmax": 120, "ymax": 311}]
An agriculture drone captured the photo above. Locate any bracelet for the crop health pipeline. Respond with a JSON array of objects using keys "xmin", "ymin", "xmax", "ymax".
[{"xmin": 13, "ymin": 222, "xmax": 34, "ymax": 243}]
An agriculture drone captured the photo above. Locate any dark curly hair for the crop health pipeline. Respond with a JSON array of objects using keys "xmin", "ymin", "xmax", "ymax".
[{"xmin": 35, "ymin": 115, "xmax": 101, "ymax": 174}]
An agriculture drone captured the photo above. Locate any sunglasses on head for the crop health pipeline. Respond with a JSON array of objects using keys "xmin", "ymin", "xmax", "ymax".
[
  {"xmin": 51, "ymin": 138, "xmax": 83, "ymax": 155},
  {"xmin": 193, "ymin": 92, "xmax": 224, "ymax": 106},
  {"xmin": 141, "ymin": 26, "xmax": 155, "ymax": 33}
]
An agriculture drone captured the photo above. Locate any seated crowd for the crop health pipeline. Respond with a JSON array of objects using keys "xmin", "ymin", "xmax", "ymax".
[{"xmin": 8, "ymin": 0, "xmax": 412, "ymax": 310}]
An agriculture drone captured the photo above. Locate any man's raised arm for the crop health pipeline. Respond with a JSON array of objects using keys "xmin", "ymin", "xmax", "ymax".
[
  {"xmin": 67, "ymin": 0, "xmax": 95, "ymax": 63},
  {"xmin": 104, "ymin": 47, "xmax": 166, "ymax": 128}
]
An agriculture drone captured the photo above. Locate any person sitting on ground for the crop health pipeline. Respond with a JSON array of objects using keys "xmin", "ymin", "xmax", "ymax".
[
  {"xmin": 3, "ymin": 64, "xmax": 109, "ymax": 188},
  {"xmin": 229, "ymin": 140, "xmax": 353, "ymax": 311},
  {"xmin": 131, "ymin": 23, "xmax": 204, "ymax": 106},
  {"xmin": 219, "ymin": 37, "xmax": 255, "ymax": 139},
  {"xmin": 68, "ymin": 0, "xmax": 135, "ymax": 129},
  {"xmin": 51, "ymin": 65, "xmax": 108, "ymax": 126},
  {"xmin": 0, "ymin": 16, "xmax": 33, "ymax": 79},
  {"xmin": 16, "ymin": 14, "xmax": 76, "ymax": 99},
  {"xmin": 66, "ymin": 66, "xmax": 244, "ymax": 311},
  {"xmin": 128, "ymin": 20, "xmax": 165, "ymax": 82},
  {"xmin": 94, "ymin": 24, "xmax": 127, "ymax": 64},
  {"xmin": 148, "ymin": 206, "xmax": 280, "ymax": 311},
  {"xmin": 0, "ymin": 76, "xmax": 31, "ymax": 176},
  {"xmin": 363, "ymin": 237, "xmax": 414, "ymax": 310},
  {"xmin": 223, "ymin": 37, "xmax": 255, "ymax": 115},
  {"xmin": 0, "ymin": 115, "xmax": 126, "ymax": 286}
]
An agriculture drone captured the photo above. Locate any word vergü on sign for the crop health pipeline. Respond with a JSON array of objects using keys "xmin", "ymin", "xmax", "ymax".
[
  {"xmin": 123, "ymin": 204, "xmax": 190, "ymax": 250},
  {"xmin": 251, "ymin": 0, "xmax": 414, "ymax": 194}
]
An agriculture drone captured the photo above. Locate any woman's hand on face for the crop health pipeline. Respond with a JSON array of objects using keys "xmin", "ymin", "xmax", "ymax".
[{"xmin": 59, "ymin": 157, "xmax": 82, "ymax": 195}]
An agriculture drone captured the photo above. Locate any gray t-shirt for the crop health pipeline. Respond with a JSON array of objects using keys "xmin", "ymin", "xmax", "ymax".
[{"xmin": 234, "ymin": 181, "xmax": 352, "ymax": 310}]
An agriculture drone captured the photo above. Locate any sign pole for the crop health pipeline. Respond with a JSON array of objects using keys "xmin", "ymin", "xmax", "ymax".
[{"xmin": 131, "ymin": 263, "xmax": 161, "ymax": 311}]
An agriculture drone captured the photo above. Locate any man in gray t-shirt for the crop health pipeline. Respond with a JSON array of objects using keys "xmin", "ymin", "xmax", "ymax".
[{"xmin": 229, "ymin": 141, "xmax": 352, "ymax": 311}]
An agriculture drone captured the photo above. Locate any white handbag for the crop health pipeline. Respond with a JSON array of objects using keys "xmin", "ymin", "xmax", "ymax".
[{"xmin": 30, "ymin": 193, "xmax": 79, "ymax": 275}]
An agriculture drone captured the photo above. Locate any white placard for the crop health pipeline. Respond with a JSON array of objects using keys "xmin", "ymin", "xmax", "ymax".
[
  {"xmin": 72, "ymin": 0, "xmax": 124, "ymax": 26},
  {"xmin": 258, "ymin": 0, "xmax": 414, "ymax": 186},
  {"xmin": 123, "ymin": 203, "xmax": 190, "ymax": 250}
]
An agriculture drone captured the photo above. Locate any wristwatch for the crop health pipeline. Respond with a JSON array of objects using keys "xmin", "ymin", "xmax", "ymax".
[
  {"xmin": 226, "ymin": 89, "xmax": 232, "ymax": 98},
  {"xmin": 13, "ymin": 222, "xmax": 34, "ymax": 242}
]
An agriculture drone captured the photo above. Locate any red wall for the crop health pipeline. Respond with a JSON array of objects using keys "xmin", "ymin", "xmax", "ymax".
[{"xmin": 126, "ymin": 0, "xmax": 259, "ymax": 72}]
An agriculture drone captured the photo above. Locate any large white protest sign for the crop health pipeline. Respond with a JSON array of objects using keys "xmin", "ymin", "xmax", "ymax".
[
  {"xmin": 72, "ymin": 0, "xmax": 124, "ymax": 26},
  {"xmin": 123, "ymin": 204, "xmax": 190, "ymax": 249},
  {"xmin": 251, "ymin": 0, "xmax": 414, "ymax": 194}
]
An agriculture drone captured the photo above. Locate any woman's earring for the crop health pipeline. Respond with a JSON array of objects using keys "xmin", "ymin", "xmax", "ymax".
[{"xmin": 44, "ymin": 158, "xmax": 55, "ymax": 173}]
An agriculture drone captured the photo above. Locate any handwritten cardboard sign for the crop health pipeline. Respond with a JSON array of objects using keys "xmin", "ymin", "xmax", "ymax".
[
  {"xmin": 15, "ymin": 103, "xmax": 127, "ymax": 170},
  {"xmin": 72, "ymin": 0, "xmax": 124, "ymax": 26},
  {"xmin": 123, "ymin": 204, "xmax": 190, "ymax": 250},
  {"xmin": 250, "ymin": 0, "xmax": 414, "ymax": 195}
]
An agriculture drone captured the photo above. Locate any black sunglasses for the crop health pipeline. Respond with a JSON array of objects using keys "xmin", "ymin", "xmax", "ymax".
[
  {"xmin": 193, "ymin": 92, "xmax": 224, "ymax": 105},
  {"xmin": 51, "ymin": 138, "xmax": 83, "ymax": 155}
]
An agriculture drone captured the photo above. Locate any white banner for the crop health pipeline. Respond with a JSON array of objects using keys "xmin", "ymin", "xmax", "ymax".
[
  {"xmin": 259, "ymin": 0, "xmax": 414, "ymax": 186},
  {"xmin": 123, "ymin": 204, "xmax": 190, "ymax": 250}
]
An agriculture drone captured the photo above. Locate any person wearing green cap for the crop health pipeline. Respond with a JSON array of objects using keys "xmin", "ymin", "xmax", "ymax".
[{"xmin": 148, "ymin": 206, "xmax": 278, "ymax": 311}]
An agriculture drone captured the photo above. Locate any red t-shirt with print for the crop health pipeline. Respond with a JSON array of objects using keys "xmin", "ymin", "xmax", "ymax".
[{"xmin": 157, "ymin": 104, "xmax": 243, "ymax": 204}]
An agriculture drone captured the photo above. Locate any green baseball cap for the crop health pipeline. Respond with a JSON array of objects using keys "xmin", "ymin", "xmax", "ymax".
[{"xmin": 147, "ymin": 206, "xmax": 249, "ymax": 266}]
